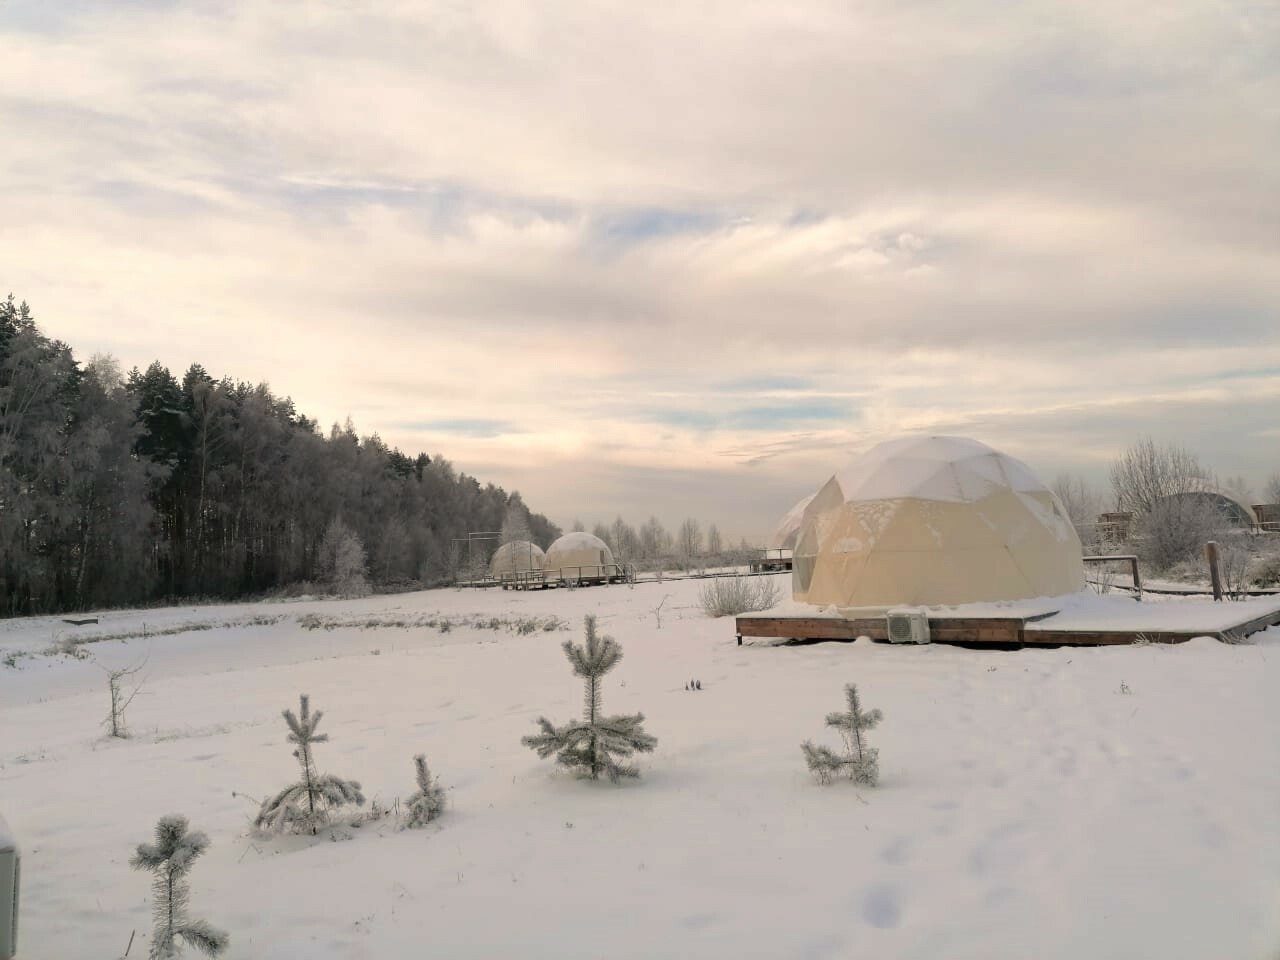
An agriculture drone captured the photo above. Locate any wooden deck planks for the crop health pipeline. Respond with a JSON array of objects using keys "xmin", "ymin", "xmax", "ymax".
[{"xmin": 735, "ymin": 602, "xmax": 1280, "ymax": 647}]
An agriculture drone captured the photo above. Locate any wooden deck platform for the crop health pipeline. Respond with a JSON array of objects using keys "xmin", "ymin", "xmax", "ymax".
[{"xmin": 735, "ymin": 601, "xmax": 1280, "ymax": 647}]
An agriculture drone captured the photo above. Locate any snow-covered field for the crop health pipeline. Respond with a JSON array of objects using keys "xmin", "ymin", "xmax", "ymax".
[{"xmin": 2, "ymin": 578, "xmax": 1278, "ymax": 959}]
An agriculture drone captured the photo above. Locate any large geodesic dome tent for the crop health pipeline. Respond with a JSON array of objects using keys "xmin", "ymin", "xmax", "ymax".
[
  {"xmin": 791, "ymin": 436, "xmax": 1084, "ymax": 611},
  {"xmin": 489, "ymin": 540, "xmax": 545, "ymax": 580},
  {"xmin": 543, "ymin": 532, "xmax": 615, "ymax": 580}
]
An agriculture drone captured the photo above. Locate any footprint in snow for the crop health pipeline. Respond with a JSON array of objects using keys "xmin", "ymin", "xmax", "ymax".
[
  {"xmin": 880, "ymin": 836, "xmax": 911, "ymax": 866},
  {"xmin": 861, "ymin": 884, "xmax": 903, "ymax": 929}
]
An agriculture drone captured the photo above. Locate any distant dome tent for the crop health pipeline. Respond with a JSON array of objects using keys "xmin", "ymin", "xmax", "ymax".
[
  {"xmin": 1158, "ymin": 480, "xmax": 1257, "ymax": 527},
  {"xmin": 793, "ymin": 436, "xmax": 1085, "ymax": 611},
  {"xmin": 489, "ymin": 540, "xmax": 545, "ymax": 581},
  {"xmin": 543, "ymin": 532, "xmax": 616, "ymax": 582}
]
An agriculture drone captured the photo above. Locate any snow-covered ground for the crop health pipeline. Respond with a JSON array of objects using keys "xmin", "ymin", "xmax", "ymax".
[{"xmin": 2, "ymin": 578, "xmax": 1278, "ymax": 959}]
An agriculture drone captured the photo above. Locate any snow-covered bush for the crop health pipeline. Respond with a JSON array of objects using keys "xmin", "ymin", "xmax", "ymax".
[
  {"xmin": 405, "ymin": 754, "xmax": 446, "ymax": 827},
  {"xmin": 522, "ymin": 614, "xmax": 657, "ymax": 782},
  {"xmin": 1137, "ymin": 496, "xmax": 1225, "ymax": 571},
  {"xmin": 1219, "ymin": 540, "xmax": 1253, "ymax": 600},
  {"xmin": 256, "ymin": 693, "xmax": 365, "ymax": 834},
  {"xmin": 1252, "ymin": 553, "xmax": 1280, "ymax": 588},
  {"xmin": 130, "ymin": 815, "xmax": 228, "ymax": 958},
  {"xmin": 801, "ymin": 683, "xmax": 882, "ymax": 786},
  {"xmin": 698, "ymin": 574, "xmax": 781, "ymax": 617}
]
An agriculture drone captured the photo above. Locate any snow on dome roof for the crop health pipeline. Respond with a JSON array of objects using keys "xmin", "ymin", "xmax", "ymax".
[
  {"xmin": 830, "ymin": 435, "xmax": 1046, "ymax": 504},
  {"xmin": 770, "ymin": 493, "xmax": 816, "ymax": 550}
]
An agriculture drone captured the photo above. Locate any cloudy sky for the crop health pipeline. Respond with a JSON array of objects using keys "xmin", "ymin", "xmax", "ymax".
[{"xmin": 2, "ymin": 1, "xmax": 1276, "ymax": 539}]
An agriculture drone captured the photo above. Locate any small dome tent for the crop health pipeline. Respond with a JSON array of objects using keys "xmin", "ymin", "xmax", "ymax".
[
  {"xmin": 793, "ymin": 436, "xmax": 1084, "ymax": 611},
  {"xmin": 489, "ymin": 540, "xmax": 545, "ymax": 580},
  {"xmin": 544, "ymin": 532, "xmax": 615, "ymax": 581},
  {"xmin": 770, "ymin": 493, "xmax": 816, "ymax": 551}
]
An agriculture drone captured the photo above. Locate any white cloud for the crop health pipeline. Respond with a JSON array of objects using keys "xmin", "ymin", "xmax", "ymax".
[{"xmin": 0, "ymin": 0, "xmax": 1276, "ymax": 538}]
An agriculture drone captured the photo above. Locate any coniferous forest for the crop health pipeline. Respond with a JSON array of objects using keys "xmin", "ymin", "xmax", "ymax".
[{"xmin": 0, "ymin": 296, "xmax": 560, "ymax": 616}]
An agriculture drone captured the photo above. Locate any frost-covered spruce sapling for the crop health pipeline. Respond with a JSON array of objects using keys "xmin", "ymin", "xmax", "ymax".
[
  {"xmin": 405, "ymin": 753, "xmax": 446, "ymax": 827},
  {"xmin": 522, "ymin": 614, "xmax": 657, "ymax": 782},
  {"xmin": 130, "ymin": 815, "xmax": 228, "ymax": 958},
  {"xmin": 255, "ymin": 693, "xmax": 365, "ymax": 834},
  {"xmin": 801, "ymin": 683, "xmax": 882, "ymax": 786}
]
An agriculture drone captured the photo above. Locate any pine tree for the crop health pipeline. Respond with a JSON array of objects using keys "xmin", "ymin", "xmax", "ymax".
[
  {"xmin": 130, "ymin": 815, "xmax": 229, "ymax": 958},
  {"xmin": 405, "ymin": 754, "xmax": 446, "ymax": 827},
  {"xmin": 255, "ymin": 694, "xmax": 365, "ymax": 834},
  {"xmin": 801, "ymin": 683, "xmax": 882, "ymax": 786},
  {"xmin": 522, "ymin": 615, "xmax": 657, "ymax": 782}
]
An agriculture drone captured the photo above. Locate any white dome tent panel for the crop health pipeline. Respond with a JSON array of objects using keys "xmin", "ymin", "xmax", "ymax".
[
  {"xmin": 489, "ymin": 540, "xmax": 545, "ymax": 581},
  {"xmin": 792, "ymin": 436, "xmax": 1084, "ymax": 611},
  {"xmin": 770, "ymin": 493, "xmax": 816, "ymax": 551},
  {"xmin": 544, "ymin": 532, "xmax": 615, "ymax": 582}
]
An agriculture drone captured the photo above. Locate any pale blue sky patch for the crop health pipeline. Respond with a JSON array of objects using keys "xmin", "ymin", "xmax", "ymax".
[
  {"xmin": 398, "ymin": 419, "xmax": 524, "ymax": 439},
  {"xmin": 590, "ymin": 207, "xmax": 726, "ymax": 247}
]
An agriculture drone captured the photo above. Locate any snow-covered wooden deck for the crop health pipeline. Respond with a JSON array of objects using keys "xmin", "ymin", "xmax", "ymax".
[{"xmin": 736, "ymin": 595, "xmax": 1280, "ymax": 646}]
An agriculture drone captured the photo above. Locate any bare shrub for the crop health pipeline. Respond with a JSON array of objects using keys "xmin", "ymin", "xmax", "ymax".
[
  {"xmin": 1088, "ymin": 562, "xmax": 1118, "ymax": 596},
  {"xmin": 698, "ymin": 575, "xmax": 781, "ymax": 617},
  {"xmin": 1252, "ymin": 553, "xmax": 1280, "ymax": 588},
  {"xmin": 1110, "ymin": 437, "xmax": 1204, "ymax": 515},
  {"xmin": 1219, "ymin": 539, "xmax": 1253, "ymax": 600},
  {"xmin": 102, "ymin": 657, "xmax": 147, "ymax": 738},
  {"xmin": 1137, "ymin": 495, "xmax": 1226, "ymax": 572}
]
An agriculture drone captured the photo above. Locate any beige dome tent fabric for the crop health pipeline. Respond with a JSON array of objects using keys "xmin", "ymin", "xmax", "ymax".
[
  {"xmin": 489, "ymin": 540, "xmax": 545, "ymax": 579},
  {"xmin": 769, "ymin": 493, "xmax": 816, "ymax": 551},
  {"xmin": 793, "ymin": 436, "xmax": 1084, "ymax": 611},
  {"xmin": 544, "ymin": 532, "xmax": 615, "ymax": 580}
]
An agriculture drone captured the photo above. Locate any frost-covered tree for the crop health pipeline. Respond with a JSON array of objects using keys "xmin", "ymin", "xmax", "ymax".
[
  {"xmin": 130, "ymin": 815, "xmax": 228, "ymax": 958},
  {"xmin": 801, "ymin": 683, "xmax": 882, "ymax": 786},
  {"xmin": 706, "ymin": 523, "xmax": 723, "ymax": 556},
  {"xmin": 405, "ymin": 753, "xmax": 446, "ymax": 827},
  {"xmin": 677, "ymin": 517, "xmax": 702, "ymax": 559},
  {"xmin": 318, "ymin": 517, "xmax": 370, "ymax": 597},
  {"xmin": 1264, "ymin": 472, "xmax": 1280, "ymax": 504},
  {"xmin": 501, "ymin": 498, "xmax": 532, "ymax": 544},
  {"xmin": 522, "ymin": 615, "xmax": 657, "ymax": 782},
  {"xmin": 256, "ymin": 694, "xmax": 365, "ymax": 834}
]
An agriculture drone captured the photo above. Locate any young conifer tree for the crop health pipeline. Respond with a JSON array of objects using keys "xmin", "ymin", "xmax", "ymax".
[
  {"xmin": 130, "ymin": 815, "xmax": 229, "ymax": 958},
  {"xmin": 801, "ymin": 683, "xmax": 882, "ymax": 786},
  {"xmin": 523, "ymin": 614, "xmax": 657, "ymax": 782},
  {"xmin": 405, "ymin": 753, "xmax": 447, "ymax": 827},
  {"xmin": 256, "ymin": 693, "xmax": 365, "ymax": 834}
]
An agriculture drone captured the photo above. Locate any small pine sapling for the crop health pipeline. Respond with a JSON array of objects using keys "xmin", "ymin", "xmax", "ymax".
[
  {"xmin": 522, "ymin": 614, "xmax": 657, "ymax": 782},
  {"xmin": 801, "ymin": 683, "xmax": 883, "ymax": 786},
  {"xmin": 405, "ymin": 754, "xmax": 446, "ymax": 827},
  {"xmin": 255, "ymin": 693, "xmax": 365, "ymax": 834},
  {"xmin": 130, "ymin": 815, "xmax": 228, "ymax": 958}
]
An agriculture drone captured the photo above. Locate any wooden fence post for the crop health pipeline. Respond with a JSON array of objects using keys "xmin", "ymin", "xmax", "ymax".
[{"xmin": 1205, "ymin": 541, "xmax": 1223, "ymax": 601}]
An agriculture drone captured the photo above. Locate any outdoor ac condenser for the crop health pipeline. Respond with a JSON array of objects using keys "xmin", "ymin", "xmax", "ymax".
[
  {"xmin": 886, "ymin": 608, "xmax": 931, "ymax": 644},
  {"xmin": 0, "ymin": 813, "xmax": 17, "ymax": 960}
]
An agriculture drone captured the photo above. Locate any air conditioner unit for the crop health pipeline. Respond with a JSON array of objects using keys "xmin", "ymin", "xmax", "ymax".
[
  {"xmin": 0, "ymin": 813, "xmax": 18, "ymax": 960},
  {"xmin": 886, "ymin": 608, "xmax": 931, "ymax": 644}
]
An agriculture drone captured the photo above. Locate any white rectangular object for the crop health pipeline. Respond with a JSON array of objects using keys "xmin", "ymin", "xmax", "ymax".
[
  {"xmin": 0, "ymin": 813, "xmax": 17, "ymax": 960},
  {"xmin": 886, "ymin": 607, "xmax": 931, "ymax": 644}
]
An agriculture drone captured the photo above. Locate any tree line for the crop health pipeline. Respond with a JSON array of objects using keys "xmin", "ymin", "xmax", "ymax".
[{"xmin": 0, "ymin": 295, "xmax": 560, "ymax": 616}]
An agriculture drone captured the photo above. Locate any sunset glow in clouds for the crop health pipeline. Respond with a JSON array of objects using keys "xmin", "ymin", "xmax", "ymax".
[{"xmin": 2, "ymin": 1, "xmax": 1277, "ymax": 537}]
